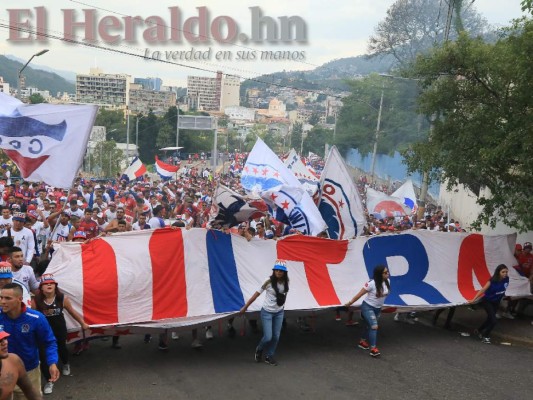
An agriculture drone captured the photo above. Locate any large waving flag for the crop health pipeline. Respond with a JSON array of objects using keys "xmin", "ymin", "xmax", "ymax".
[
  {"xmin": 0, "ymin": 93, "xmax": 97, "ymax": 188},
  {"xmin": 318, "ymin": 146, "xmax": 366, "ymax": 239},
  {"xmin": 155, "ymin": 156, "xmax": 179, "ymax": 180},
  {"xmin": 209, "ymin": 184, "xmax": 267, "ymax": 227},
  {"xmin": 284, "ymin": 148, "xmax": 319, "ymax": 196},
  {"xmin": 241, "ymin": 138, "xmax": 326, "ymax": 236},
  {"xmin": 366, "ymin": 187, "xmax": 411, "ymax": 218},
  {"xmin": 392, "ymin": 179, "xmax": 418, "ymax": 213},
  {"xmin": 122, "ymin": 157, "xmax": 147, "ymax": 182},
  {"xmin": 46, "ymin": 228, "xmax": 528, "ymax": 336}
]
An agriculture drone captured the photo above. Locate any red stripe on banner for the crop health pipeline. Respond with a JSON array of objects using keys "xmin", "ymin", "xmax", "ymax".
[
  {"xmin": 457, "ymin": 234, "xmax": 491, "ymax": 300},
  {"xmin": 149, "ymin": 228, "xmax": 188, "ymax": 319},
  {"xmin": 81, "ymin": 240, "xmax": 118, "ymax": 325},
  {"xmin": 277, "ymin": 235, "xmax": 349, "ymax": 306}
]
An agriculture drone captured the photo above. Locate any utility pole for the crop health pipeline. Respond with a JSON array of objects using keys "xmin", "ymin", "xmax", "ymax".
[{"xmin": 126, "ymin": 107, "xmax": 130, "ymax": 163}]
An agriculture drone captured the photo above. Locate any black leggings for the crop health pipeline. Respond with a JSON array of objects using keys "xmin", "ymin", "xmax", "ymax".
[
  {"xmin": 478, "ymin": 299, "xmax": 500, "ymax": 338},
  {"xmin": 40, "ymin": 323, "xmax": 69, "ymax": 380}
]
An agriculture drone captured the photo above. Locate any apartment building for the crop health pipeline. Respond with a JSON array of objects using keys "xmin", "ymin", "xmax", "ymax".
[
  {"xmin": 0, "ymin": 77, "xmax": 10, "ymax": 94},
  {"xmin": 76, "ymin": 68, "xmax": 131, "ymax": 108},
  {"xmin": 187, "ymin": 72, "xmax": 240, "ymax": 111},
  {"xmin": 129, "ymin": 84, "xmax": 176, "ymax": 114}
]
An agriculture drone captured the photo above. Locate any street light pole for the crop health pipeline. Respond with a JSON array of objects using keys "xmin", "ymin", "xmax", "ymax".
[
  {"xmin": 370, "ymin": 82, "xmax": 385, "ymax": 183},
  {"xmin": 135, "ymin": 116, "xmax": 143, "ymax": 156},
  {"xmin": 126, "ymin": 107, "xmax": 130, "ymax": 163},
  {"xmin": 18, "ymin": 49, "xmax": 49, "ymax": 99}
]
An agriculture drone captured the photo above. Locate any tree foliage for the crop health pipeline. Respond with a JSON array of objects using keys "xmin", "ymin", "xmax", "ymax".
[
  {"xmin": 88, "ymin": 140, "xmax": 124, "ymax": 178},
  {"xmin": 28, "ymin": 93, "xmax": 45, "ymax": 104},
  {"xmin": 404, "ymin": 18, "xmax": 533, "ymax": 232},
  {"xmin": 335, "ymin": 74, "xmax": 427, "ymax": 156},
  {"xmin": 368, "ymin": 0, "xmax": 490, "ymax": 68},
  {"xmin": 303, "ymin": 127, "xmax": 333, "ymax": 157}
]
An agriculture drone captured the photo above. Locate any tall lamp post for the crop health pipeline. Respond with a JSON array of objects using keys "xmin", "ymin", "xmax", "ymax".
[
  {"xmin": 136, "ymin": 115, "xmax": 144, "ymax": 156},
  {"xmin": 18, "ymin": 49, "xmax": 49, "ymax": 99}
]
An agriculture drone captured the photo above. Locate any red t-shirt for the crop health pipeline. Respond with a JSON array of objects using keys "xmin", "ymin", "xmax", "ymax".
[
  {"xmin": 517, "ymin": 252, "xmax": 533, "ymax": 277},
  {"xmin": 79, "ymin": 219, "xmax": 99, "ymax": 239}
]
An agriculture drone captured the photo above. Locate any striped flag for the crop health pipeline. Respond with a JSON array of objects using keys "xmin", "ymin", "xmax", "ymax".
[
  {"xmin": 155, "ymin": 156, "xmax": 179, "ymax": 180},
  {"xmin": 121, "ymin": 157, "xmax": 146, "ymax": 181}
]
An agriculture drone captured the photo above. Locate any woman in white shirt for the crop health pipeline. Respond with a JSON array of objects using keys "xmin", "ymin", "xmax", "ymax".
[
  {"xmin": 240, "ymin": 260, "xmax": 289, "ymax": 366},
  {"xmin": 345, "ymin": 265, "xmax": 390, "ymax": 357}
]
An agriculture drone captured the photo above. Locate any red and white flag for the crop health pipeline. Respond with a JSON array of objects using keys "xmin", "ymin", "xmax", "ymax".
[
  {"xmin": 0, "ymin": 93, "xmax": 97, "ymax": 188},
  {"xmin": 155, "ymin": 155, "xmax": 179, "ymax": 179},
  {"xmin": 122, "ymin": 157, "xmax": 146, "ymax": 181}
]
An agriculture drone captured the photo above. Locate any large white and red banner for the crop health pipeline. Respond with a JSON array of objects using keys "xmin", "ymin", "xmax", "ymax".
[{"xmin": 47, "ymin": 229, "xmax": 529, "ymax": 334}]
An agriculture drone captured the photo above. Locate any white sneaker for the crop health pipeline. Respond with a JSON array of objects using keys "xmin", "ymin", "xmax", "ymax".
[
  {"xmin": 496, "ymin": 313, "xmax": 502, "ymax": 319},
  {"xmin": 394, "ymin": 313, "xmax": 401, "ymax": 322},
  {"xmin": 171, "ymin": 332, "xmax": 180, "ymax": 340},
  {"xmin": 205, "ymin": 327, "xmax": 214, "ymax": 340},
  {"xmin": 62, "ymin": 363, "xmax": 71, "ymax": 376},
  {"xmin": 502, "ymin": 312, "xmax": 515, "ymax": 320},
  {"xmin": 191, "ymin": 339, "xmax": 203, "ymax": 348},
  {"xmin": 43, "ymin": 382, "xmax": 54, "ymax": 395}
]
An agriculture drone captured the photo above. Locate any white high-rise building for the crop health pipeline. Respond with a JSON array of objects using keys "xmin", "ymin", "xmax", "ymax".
[
  {"xmin": 187, "ymin": 71, "xmax": 240, "ymax": 112},
  {"xmin": 76, "ymin": 68, "xmax": 131, "ymax": 108}
]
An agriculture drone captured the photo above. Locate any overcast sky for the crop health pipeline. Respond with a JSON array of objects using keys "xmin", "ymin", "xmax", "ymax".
[{"xmin": 0, "ymin": 0, "xmax": 526, "ymax": 87}]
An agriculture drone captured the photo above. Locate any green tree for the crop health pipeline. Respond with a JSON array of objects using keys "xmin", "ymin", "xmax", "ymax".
[
  {"xmin": 404, "ymin": 18, "xmax": 533, "ymax": 231},
  {"xmin": 28, "ymin": 93, "xmax": 45, "ymax": 104},
  {"xmin": 308, "ymin": 113, "xmax": 321, "ymax": 126},
  {"xmin": 89, "ymin": 141, "xmax": 124, "ymax": 178},
  {"xmin": 303, "ymin": 127, "xmax": 333, "ymax": 157},
  {"xmin": 94, "ymin": 109, "xmax": 126, "ymax": 141},
  {"xmin": 290, "ymin": 122, "xmax": 303, "ymax": 152},
  {"xmin": 368, "ymin": 0, "xmax": 490, "ymax": 68},
  {"xmin": 136, "ymin": 110, "xmax": 159, "ymax": 163},
  {"xmin": 156, "ymin": 123, "xmax": 175, "ymax": 149},
  {"xmin": 335, "ymin": 74, "xmax": 425, "ymax": 155}
]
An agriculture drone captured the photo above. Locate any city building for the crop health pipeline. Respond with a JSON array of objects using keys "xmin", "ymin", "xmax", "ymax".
[
  {"xmin": 76, "ymin": 68, "xmax": 131, "ymax": 108},
  {"xmin": 0, "ymin": 77, "xmax": 10, "ymax": 94},
  {"xmin": 187, "ymin": 71, "xmax": 240, "ymax": 111},
  {"xmin": 224, "ymin": 106, "xmax": 257, "ymax": 122},
  {"xmin": 133, "ymin": 77, "xmax": 162, "ymax": 91},
  {"xmin": 129, "ymin": 84, "xmax": 176, "ymax": 115}
]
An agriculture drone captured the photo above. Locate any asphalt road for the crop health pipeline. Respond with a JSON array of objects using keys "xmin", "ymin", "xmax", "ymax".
[{"xmin": 48, "ymin": 313, "xmax": 532, "ymax": 400}]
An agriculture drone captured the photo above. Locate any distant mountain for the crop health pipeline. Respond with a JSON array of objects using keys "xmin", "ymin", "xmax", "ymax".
[
  {"xmin": 5, "ymin": 55, "xmax": 76, "ymax": 83},
  {"xmin": 241, "ymin": 54, "xmax": 395, "ymax": 96},
  {"xmin": 0, "ymin": 55, "xmax": 75, "ymax": 95}
]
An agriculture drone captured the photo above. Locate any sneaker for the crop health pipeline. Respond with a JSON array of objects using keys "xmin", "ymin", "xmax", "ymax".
[
  {"xmin": 481, "ymin": 337, "xmax": 491, "ymax": 344},
  {"xmin": 502, "ymin": 312, "xmax": 515, "ymax": 320},
  {"xmin": 144, "ymin": 334, "xmax": 152, "ymax": 344},
  {"xmin": 205, "ymin": 327, "xmax": 214, "ymax": 340},
  {"xmin": 73, "ymin": 342, "xmax": 83, "ymax": 356},
  {"xmin": 496, "ymin": 313, "xmax": 502, "ymax": 320},
  {"xmin": 62, "ymin": 364, "xmax": 71, "ymax": 376},
  {"xmin": 158, "ymin": 342, "xmax": 169, "ymax": 351},
  {"xmin": 405, "ymin": 318, "xmax": 416, "ymax": 325},
  {"xmin": 254, "ymin": 348, "xmax": 263, "ymax": 362},
  {"xmin": 358, "ymin": 339, "xmax": 370, "ymax": 350},
  {"xmin": 369, "ymin": 347, "xmax": 381, "ymax": 357},
  {"xmin": 171, "ymin": 332, "xmax": 180, "ymax": 340},
  {"xmin": 191, "ymin": 339, "xmax": 203, "ymax": 349},
  {"xmin": 43, "ymin": 382, "xmax": 54, "ymax": 395},
  {"xmin": 227, "ymin": 324, "xmax": 236, "ymax": 338},
  {"xmin": 264, "ymin": 356, "xmax": 278, "ymax": 366},
  {"xmin": 335, "ymin": 312, "xmax": 341, "ymax": 321},
  {"xmin": 394, "ymin": 313, "xmax": 401, "ymax": 322},
  {"xmin": 345, "ymin": 320, "xmax": 359, "ymax": 327}
]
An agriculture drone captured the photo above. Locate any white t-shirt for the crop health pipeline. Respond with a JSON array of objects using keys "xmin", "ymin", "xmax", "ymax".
[
  {"xmin": 2, "ymin": 227, "xmax": 35, "ymax": 263},
  {"xmin": 362, "ymin": 279, "xmax": 390, "ymax": 308},
  {"xmin": 50, "ymin": 223, "xmax": 71, "ymax": 242},
  {"xmin": 12, "ymin": 265, "xmax": 39, "ymax": 292},
  {"xmin": 148, "ymin": 217, "xmax": 166, "ymax": 229},
  {"xmin": 0, "ymin": 216, "xmax": 12, "ymax": 233},
  {"xmin": 258, "ymin": 279, "xmax": 288, "ymax": 313}
]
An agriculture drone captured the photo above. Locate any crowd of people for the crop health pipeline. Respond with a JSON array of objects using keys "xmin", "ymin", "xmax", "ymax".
[{"xmin": 0, "ymin": 152, "xmax": 530, "ymax": 397}]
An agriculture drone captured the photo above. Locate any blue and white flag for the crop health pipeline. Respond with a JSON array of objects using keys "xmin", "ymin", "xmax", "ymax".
[
  {"xmin": 0, "ymin": 93, "xmax": 97, "ymax": 188},
  {"xmin": 241, "ymin": 138, "xmax": 326, "ymax": 236},
  {"xmin": 284, "ymin": 148, "xmax": 319, "ymax": 196},
  {"xmin": 318, "ymin": 146, "xmax": 366, "ymax": 239},
  {"xmin": 392, "ymin": 179, "xmax": 418, "ymax": 213}
]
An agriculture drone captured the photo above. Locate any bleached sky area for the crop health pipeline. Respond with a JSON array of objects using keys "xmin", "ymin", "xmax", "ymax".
[{"xmin": 0, "ymin": 0, "xmax": 526, "ymax": 86}]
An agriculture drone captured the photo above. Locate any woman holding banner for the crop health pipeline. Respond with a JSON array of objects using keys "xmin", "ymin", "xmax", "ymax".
[
  {"xmin": 240, "ymin": 260, "xmax": 289, "ymax": 366},
  {"xmin": 345, "ymin": 265, "xmax": 390, "ymax": 357},
  {"xmin": 469, "ymin": 264, "xmax": 509, "ymax": 344}
]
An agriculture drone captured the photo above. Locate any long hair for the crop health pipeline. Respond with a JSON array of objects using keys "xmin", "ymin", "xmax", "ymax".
[
  {"xmin": 373, "ymin": 265, "xmax": 390, "ymax": 298},
  {"xmin": 490, "ymin": 264, "xmax": 508, "ymax": 283},
  {"xmin": 270, "ymin": 271, "xmax": 289, "ymax": 294},
  {"xmin": 34, "ymin": 284, "xmax": 64, "ymax": 313}
]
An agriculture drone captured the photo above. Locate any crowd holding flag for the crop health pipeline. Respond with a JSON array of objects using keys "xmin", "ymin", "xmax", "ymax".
[
  {"xmin": 366, "ymin": 187, "xmax": 411, "ymax": 218},
  {"xmin": 241, "ymin": 138, "xmax": 326, "ymax": 236},
  {"xmin": 209, "ymin": 184, "xmax": 267, "ymax": 227},
  {"xmin": 121, "ymin": 157, "xmax": 147, "ymax": 182},
  {"xmin": 0, "ymin": 92, "xmax": 97, "ymax": 188},
  {"xmin": 318, "ymin": 146, "xmax": 366, "ymax": 239},
  {"xmin": 155, "ymin": 155, "xmax": 180, "ymax": 180}
]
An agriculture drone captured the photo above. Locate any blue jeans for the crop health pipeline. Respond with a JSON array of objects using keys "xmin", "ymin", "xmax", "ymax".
[
  {"xmin": 257, "ymin": 308, "xmax": 284, "ymax": 358},
  {"xmin": 360, "ymin": 301, "xmax": 381, "ymax": 348}
]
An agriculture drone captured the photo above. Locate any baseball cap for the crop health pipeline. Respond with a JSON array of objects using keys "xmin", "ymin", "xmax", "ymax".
[
  {"xmin": 524, "ymin": 242, "xmax": 532, "ymax": 250},
  {"xmin": 12, "ymin": 212, "xmax": 26, "ymax": 222},
  {"xmin": 28, "ymin": 210, "xmax": 39, "ymax": 219},
  {"xmin": 0, "ymin": 262, "xmax": 13, "ymax": 279},
  {"xmin": 73, "ymin": 231, "xmax": 87, "ymax": 240},
  {"xmin": 265, "ymin": 229, "xmax": 274, "ymax": 239},
  {"xmin": 0, "ymin": 327, "xmax": 9, "ymax": 340},
  {"xmin": 39, "ymin": 274, "xmax": 57, "ymax": 286},
  {"xmin": 272, "ymin": 260, "xmax": 288, "ymax": 272},
  {"xmin": 515, "ymin": 244, "xmax": 523, "ymax": 251}
]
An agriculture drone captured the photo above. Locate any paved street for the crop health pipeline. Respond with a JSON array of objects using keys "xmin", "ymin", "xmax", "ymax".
[{"xmin": 49, "ymin": 313, "xmax": 532, "ymax": 400}]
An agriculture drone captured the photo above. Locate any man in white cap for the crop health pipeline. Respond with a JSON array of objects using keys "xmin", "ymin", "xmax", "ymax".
[{"xmin": 1, "ymin": 213, "xmax": 35, "ymax": 265}]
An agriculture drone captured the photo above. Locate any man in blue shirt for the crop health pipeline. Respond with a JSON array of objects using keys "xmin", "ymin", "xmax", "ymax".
[{"xmin": 0, "ymin": 283, "xmax": 59, "ymax": 399}]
